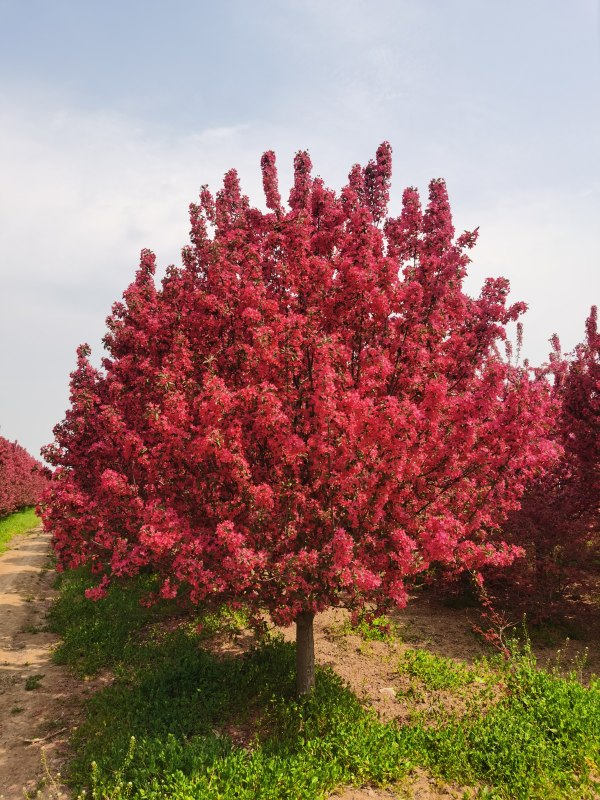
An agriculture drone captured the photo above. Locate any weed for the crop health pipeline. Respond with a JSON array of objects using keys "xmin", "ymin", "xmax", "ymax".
[
  {"xmin": 25, "ymin": 750, "xmax": 66, "ymax": 800},
  {"xmin": 343, "ymin": 610, "xmax": 399, "ymax": 642},
  {"xmin": 25, "ymin": 674, "xmax": 44, "ymax": 690},
  {"xmin": 21, "ymin": 624, "xmax": 44, "ymax": 634}
]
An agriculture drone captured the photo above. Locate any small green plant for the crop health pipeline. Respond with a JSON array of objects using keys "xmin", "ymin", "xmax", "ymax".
[
  {"xmin": 21, "ymin": 624, "xmax": 43, "ymax": 634},
  {"xmin": 28, "ymin": 749, "xmax": 67, "ymax": 800},
  {"xmin": 86, "ymin": 736, "xmax": 137, "ymax": 800},
  {"xmin": 25, "ymin": 674, "xmax": 44, "ymax": 690},
  {"xmin": 10, "ymin": 706, "xmax": 24, "ymax": 714},
  {"xmin": 346, "ymin": 611, "xmax": 398, "ymax": 642}
]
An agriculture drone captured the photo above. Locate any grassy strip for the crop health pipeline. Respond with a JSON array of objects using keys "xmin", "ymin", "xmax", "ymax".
[
  {"xmin": 0, "ymin": 507, "xmax": 39, "ymax": 553},
  {"xmin": 50, "ymin": 571, "xmax": 600, "ymax": 800},
  {"xmin": 398, "ymin": 646, "xmax": 600, "ymax": 798}
]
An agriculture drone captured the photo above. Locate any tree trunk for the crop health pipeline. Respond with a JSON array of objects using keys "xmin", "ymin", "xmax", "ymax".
[{"xmin": 295, "ymin": 610, "xmax": 315, "ymax": 696}]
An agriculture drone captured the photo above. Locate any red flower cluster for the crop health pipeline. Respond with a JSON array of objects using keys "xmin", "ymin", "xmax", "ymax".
[
  {"xmin": 41, "ymin": 144, "xmax": 558, "ymax": 629},
  {"xmin": 0, "ymin": 436, "xmax": 47, "ymax": 517}
]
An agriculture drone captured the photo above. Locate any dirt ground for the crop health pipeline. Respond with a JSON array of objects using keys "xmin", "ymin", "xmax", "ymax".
[
  {"xmin": 0, "ymin": 529, "xmax": 77, "ymax": 800},
  {"xmin": 1, "ymin": 530, "xmax": 598, "ymax": 799}
]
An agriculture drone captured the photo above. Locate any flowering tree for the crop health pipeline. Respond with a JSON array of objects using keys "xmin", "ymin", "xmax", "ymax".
[
  {"xmin": 489, "ymin": 308, "xmax": 600, "ymax": 617},
  {"xmin": 42, "ymin": 144, "xmax": 557, "ymax": 693},
  {"xmin": 0, "ymin": 436, "xmax": 47, "ymax": 517}
]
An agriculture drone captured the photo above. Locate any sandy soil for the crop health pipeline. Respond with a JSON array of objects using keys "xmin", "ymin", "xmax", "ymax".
[{"xmin": 0, "ymin": 529, "xmax": 79, "ymax": 800}]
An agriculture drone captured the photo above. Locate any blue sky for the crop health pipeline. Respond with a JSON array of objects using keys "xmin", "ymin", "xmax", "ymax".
[{"xmin": 1, "ymin": 0, "xmax": 599, "ymax": 459}]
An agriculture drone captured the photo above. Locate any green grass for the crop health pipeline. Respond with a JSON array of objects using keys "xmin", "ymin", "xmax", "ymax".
[
  {"xmin": 51, "ymin": 572, "xmax": 600, "ymax": 800},
  {"xmin": 49, "ymin": 568, "xmax": 176, "ymax": 676},
  {"xmin": 411, "ymin": 645, "xmax": 600, "ymax": 798},
  {"xmin": 0, "ymin": 507, "xmax": 39, "ymax": 553},
  {"xmin": 398, "ymin": 647, "xmax": 478, "ymax": 690}
]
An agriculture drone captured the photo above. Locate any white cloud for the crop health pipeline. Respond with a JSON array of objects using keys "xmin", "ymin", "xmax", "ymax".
[
  {"xmin": 462, "ymin": 185, "xmax": 600, "ymax": 363},
  {"xmin": 0, "ymin": 101, "xmax": 272, "ymax": 456},
  {"xmin": 0, "ymin": 102, "xmax": 263, "ymax": 286}
]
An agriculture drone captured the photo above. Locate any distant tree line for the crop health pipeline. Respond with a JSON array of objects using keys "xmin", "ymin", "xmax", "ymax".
[{"xmin": 0, "ymin": 435, "xmax": 47, "ymax": 516}]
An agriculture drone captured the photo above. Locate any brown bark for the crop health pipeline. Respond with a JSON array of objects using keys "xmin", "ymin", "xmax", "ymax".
[{"xmin": 295, "ymin": 610, "xmax": 315, "ymax": 696}]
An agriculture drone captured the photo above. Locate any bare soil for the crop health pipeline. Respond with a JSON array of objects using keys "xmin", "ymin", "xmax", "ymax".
[
  {"xmin": 0, "ymin": 529, "xmax": 80, "ymax": 800},
  {"xmin": 1, "ymin": 531, "xmax": 598, "ymax": 799}
]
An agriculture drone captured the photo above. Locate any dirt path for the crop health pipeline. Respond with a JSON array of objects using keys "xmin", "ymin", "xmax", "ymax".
[{"xmin": 0, "ymin": 528, "xmax": 77, "ymax": 800}]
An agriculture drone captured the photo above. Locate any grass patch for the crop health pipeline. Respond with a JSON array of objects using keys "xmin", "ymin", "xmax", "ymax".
[
  {"xmin": 48, "ymin": 567, "xmax": 182, "ymax": 676},
  {"xmin": 0, "ymin": 507, "xmax": 39, "ymax": 553},
  {"xmin": 412, "ymin": 645, "xmax": 600, "ymax": 798},
  {"xmin": 52, "ymin": 573, "xmax": 600, "ymax": 800},
  {"xmin": 529, "ymin": 619, "xmax": 585, "ymax": 647},
  {"xmin": 71, "ymin": 637, "xmax": 415, "ymax": 800},
  {"xmin": 398, "ymin": 648, "xmax": 478, "ymax": 691}
]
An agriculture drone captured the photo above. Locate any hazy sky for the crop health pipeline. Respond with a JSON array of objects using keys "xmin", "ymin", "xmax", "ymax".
[{"xmin": 1, "ymin": 0, "xmax": 599, "ymax": 460}]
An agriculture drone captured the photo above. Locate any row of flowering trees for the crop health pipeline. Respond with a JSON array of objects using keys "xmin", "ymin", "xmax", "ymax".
[
  {"xmin": 0, "ymin": 436, "xmax": 47, "ymax": 517},
  {"xmin": 42, "ymin": 143, "xmax": 562, "ymax": 693}
]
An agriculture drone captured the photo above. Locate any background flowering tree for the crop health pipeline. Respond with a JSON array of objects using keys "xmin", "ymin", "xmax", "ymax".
[
  {"xmin": 0, "ymin": 436, "xmax": 47, "ymax": 517},
  {"xmin": 42, "ymin": 144, "xmax": 557, "ymax": 694},
  {"xmin": 488, "ymin": 307, "xmax": 600, "ymax": 618}
]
